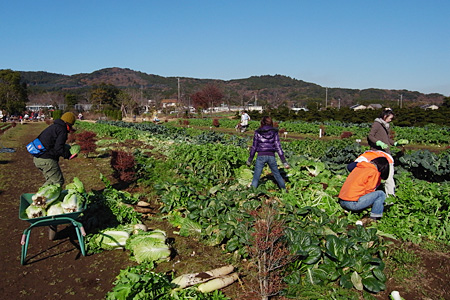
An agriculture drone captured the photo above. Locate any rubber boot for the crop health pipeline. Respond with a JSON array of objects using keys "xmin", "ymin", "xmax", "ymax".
[{"xmin": 48, "ymin": 225, "xmax": 58, "ymax": 241}]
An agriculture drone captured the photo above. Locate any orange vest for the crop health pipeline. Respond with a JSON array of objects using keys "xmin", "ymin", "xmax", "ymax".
[
  {"xmin": 355, "ymin": 150, "xmax": 394, "ymax": 164},
  {"xmin": 339, "ymin": 161, "xmax": 381, "ymax": 201}
]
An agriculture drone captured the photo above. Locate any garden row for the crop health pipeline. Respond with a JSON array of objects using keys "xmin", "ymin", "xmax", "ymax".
[
  {"xmin": 180, "ymin": 118, "xmax": 450, "ymax": 145},
  {"xmin": 73, "ymin": 120, "xmax": 450, "ymax": 299}
]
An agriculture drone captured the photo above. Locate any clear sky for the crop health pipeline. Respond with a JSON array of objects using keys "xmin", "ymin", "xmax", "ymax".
[{"xmin": 1, "ymin": 0, "xmax": 449, "ymax": 95}]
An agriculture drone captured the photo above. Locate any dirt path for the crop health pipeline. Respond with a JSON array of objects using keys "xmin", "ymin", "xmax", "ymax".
[{"xmin": 0, "ymin": 122, "xmax": 133, "ymax": 300}]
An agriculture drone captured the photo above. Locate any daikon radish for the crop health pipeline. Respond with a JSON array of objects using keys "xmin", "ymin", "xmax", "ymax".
[
  {"xmin": 171, "ymin": 265, "xmax": 234, "ymax": 289},
  {"xmin": 198, "ymin": 272, "xmax": 239, "ymax": 293}
]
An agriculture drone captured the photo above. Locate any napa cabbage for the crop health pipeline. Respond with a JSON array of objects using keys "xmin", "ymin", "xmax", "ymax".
[
  {"xmin": 65, "ymin": 177, "xmax": 85, "ymax": 194},
  {"xmin": 31, "ymin": 184, "xmax": 62, "ymax": 207},
  {"xmin": 46, "ymin": 202, "xmax": 64, "ymax": 216},
  {"xmin": 25, "ymin": 204, "xmax": 46, "ymax": 219},
  {"xmin": 69, "ymin": 144, "xmax": 81, "ymax": 155},
  {"xmin": 61, "ymin": 191, "xmax": 83, "ymax": 213},
  {"xmin": 235, "ymin": 166, "xmax": 253, "ymax": 186},
  {"xmin": 91, "ymin": 230, "xmax": 130, "ymax": 250},
  {"xmin": 126, "ymin": 230, "xmax": 171, "ymax": 264}
]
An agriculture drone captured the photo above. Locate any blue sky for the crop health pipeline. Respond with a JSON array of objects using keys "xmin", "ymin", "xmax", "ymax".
[{"xmin": 1, "ymin": 0, "xmax": 449, "ymax": 95}]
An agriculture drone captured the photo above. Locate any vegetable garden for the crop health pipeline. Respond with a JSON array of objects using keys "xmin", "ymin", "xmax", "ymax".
[{"xmin": 2, "ymin": 118, "xmax": 450, "ymax": 300}]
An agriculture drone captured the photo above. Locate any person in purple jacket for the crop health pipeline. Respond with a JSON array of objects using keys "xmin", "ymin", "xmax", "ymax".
[{"xmin": 246, "ymin": 116, "xmax": 290, "ymax": 191}]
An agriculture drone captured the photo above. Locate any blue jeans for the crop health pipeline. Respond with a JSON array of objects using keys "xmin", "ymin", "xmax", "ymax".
[
  {"xmin": 251, "ymin": 155, "xmax": 286, "ymax": 190},
  {"xmin": 339, "ymin": 190, "xmax": 386, "ymax": 218}
]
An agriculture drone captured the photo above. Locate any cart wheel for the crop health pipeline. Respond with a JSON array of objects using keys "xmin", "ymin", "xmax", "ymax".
[{"xmin": 48, "ymin": 225, "xmax": 58, "ymax": 241}]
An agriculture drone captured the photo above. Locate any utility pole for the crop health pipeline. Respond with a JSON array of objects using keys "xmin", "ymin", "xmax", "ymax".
[
  {"xmin": 177, "ymin": 78, "xmax": 181, "ymax": 104},
  {"xmin": 325, "ymin": 87, "xmax": 328, "ymax": 108},
  {"xmin": 400, "ymin": 94, "xmax": 403, "ymax": 109}
]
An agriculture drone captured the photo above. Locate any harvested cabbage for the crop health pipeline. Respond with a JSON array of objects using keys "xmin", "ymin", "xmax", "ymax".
[
  {"xmin": 65, "ymin": 177, "xmax": 85, "ymax": 194},
  {"xmin": 235, "ymin": 167, "xmax": 253, "ymax": 186},
  {"xmin": 61, "ymin": 191, "xmax": 82, "ymax": 213},
  {"xmin": 92, "ymin": 230, "xmax": 130, "ymax": 250},
  {"xmin": 26, "ymin": 204, "xmax": 46, "ymax": 219},
  {"xmin": 126, "ymin": 230, "xmax": 171, "ymax": 264},
  {"xmin": 32, "ymin": 184, "xmax": 61, "ymax": 207},
  {"xmin": 46, "ymin": 202, "xmax": 64, "ymax": 216},
  {"xmin": 69, "ymin": 144, "xmax": 81, "ymax": 155}
]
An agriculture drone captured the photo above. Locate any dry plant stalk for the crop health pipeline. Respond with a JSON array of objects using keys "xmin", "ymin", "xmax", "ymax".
[{"xmin": 247, "ymin": 201, "xmax": 293, "ymax": 300}]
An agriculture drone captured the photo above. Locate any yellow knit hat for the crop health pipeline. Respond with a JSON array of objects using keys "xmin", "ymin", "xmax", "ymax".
[{"xmin": 60, "ymin": 112, "xmax": 76, "ymax": 125}]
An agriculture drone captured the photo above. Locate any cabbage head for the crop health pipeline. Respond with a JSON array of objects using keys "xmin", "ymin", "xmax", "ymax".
[
  {"xmin": 32, "ymin": 184, "xmax": 62, "ymax": 207},
  {"xmin": 26, "ymin": 204, "xmax": 46, "ymax": 219},
  {"xmin": 235, "ymin": 166, "xmax": 253, "ymax": 186},
  {"xmin": 61, "ymin": 191, "xmax": 82, "ymax": 213},
  {"xmin": 91, "ymin": 230, "xmax": 130, "ymax": 250},
  {"xmin": 126, "ymin": 230, "xmax": 171, "ymax": 264},
  {"xmin": 47, "ymin": 202, "xmax": 64, "ymax": 216},
  {"xmin": 69, "ymin": 144, "xmax": 81, "ymax": 155},
  {"xmin": 65, "ymin": 177, "xmax": 85, "ymax": 194}
]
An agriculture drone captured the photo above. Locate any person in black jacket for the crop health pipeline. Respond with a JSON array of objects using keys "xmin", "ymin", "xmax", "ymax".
[
  {"xmin": 33, "ymin": 112, "xmax": 78, "ymax": 186},
  {"xmin": 246, "ymin": 116, "xmax": 289, "ymax": 191}
]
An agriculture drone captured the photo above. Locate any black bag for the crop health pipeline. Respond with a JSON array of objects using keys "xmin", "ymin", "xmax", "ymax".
[{"xmin": 26, "ymin": 138, "xmax": 46, "ymax": 156}]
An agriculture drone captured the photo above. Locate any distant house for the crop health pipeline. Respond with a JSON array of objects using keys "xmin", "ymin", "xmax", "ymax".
[
  {"xmin": 26, "ymin": 104, "xmax": 55, "ymax": 112},
  {"xmin": 367, "ymin": 104, "xmax": 382, "ymax": 110},
  {"xmin": 291, "ymin": 107, "xmax": 309, "ymax": 112},
  {"xmin": 350, "ymin": 104, "xmax": 366, "ymax": 111},
  {"xmin": 420, "ymin": 104, "xmax": 439, "ymax": 110},
  {"xmin": 161, "ymin": 99, "xmax": 178, "ymax": 108}
]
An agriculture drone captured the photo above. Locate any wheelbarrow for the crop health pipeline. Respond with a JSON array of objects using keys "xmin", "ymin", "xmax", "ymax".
[{"xmin": 19, "ymin": 192, "xmax": 87, "ymax": 265}]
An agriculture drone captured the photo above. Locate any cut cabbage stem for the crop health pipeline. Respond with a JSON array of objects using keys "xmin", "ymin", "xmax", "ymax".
[
  {"xmin": 197, "ymin": 272, "xmax": 239, "ymax": 293},
  {"xmin": 172, "ymin": 265, "xmax": 234, "ymax": 289}
]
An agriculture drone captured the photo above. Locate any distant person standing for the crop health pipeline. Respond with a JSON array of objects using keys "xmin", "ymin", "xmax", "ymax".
[
  {"xmin": 367, "ymin": 108, "xmax": 408, "ymax": 196},
  {"xmin": 367, "ymin": 108, "xmax": 395, "ymax": 154},
  {"xmin": 247, "ymin": 116, "xmax": 289, "ymax": 191},
  {"xmin": 240, "ymin": 110, "xmax": 251, "ymax": 132}
]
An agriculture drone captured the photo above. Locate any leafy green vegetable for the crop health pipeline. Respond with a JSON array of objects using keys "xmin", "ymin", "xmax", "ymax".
[
  {"xmin": 65, "ymin": 177, "xmax": 85, "ymax": 194},
  {"xmin": 92, "ymin": 230, "xmax": 131, "ymax": 250},
  {"xmin": 25, "ymin": 204, "xmax": 46, "ymax": 219},
  {"xmin": 235, "ymin": 166, "xmax": 253, "ymax": 186},
  {"xmin": 126, "ymin": 231, "xmax": 171, "ymax": 264},
  {"xmin": 61, "ymin": 191, "xmax": 83, "ymax": 213},
  {"xmin": 70, "ymin": 144, "xmax": 81, "ymax": 155},
  {"xmin": 46, "ymin": 202, "xmax": 64, "ymax": 216},
  {"xmin": 31, "ymin": 184, "xmax": 62, "ymax": 206}
]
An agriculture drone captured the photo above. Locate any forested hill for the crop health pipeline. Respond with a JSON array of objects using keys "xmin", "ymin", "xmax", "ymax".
[{"xmin": 19, "ymin": 67, "xmax": 444, "ymax": 107}]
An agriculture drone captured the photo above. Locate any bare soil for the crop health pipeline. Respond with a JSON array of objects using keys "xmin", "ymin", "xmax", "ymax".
[{"xmin": 1, "ymin": 121, "xmax": 449, "ymax": 300}]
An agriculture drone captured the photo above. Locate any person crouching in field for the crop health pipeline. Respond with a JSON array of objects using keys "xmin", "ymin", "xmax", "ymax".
[{"xmin": 339, "ymin": 157, "xmax": 389, "ymax": 221}]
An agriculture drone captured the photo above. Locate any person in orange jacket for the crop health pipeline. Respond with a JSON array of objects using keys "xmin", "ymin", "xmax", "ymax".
[
  {"xmin": 347, "ymin": 150, "xmax": 395, "ymax": 196},
  {"xmin": 339, "ymin": 157, "xmax": 390, "ymax": 221}
]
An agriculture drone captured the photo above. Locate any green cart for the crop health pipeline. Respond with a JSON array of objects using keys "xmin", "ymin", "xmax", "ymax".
[{"xmin": 19, "ymin": 192, "xmax": 86, "ymax": 265}]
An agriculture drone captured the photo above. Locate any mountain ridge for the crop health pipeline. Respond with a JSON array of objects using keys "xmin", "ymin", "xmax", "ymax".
[{"xmin": 18, "ymin": 67, "xmax": 444, "ymax": 107}]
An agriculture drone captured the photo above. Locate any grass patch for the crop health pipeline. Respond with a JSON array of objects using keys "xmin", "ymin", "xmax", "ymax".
[{"xmin": 386, "ymin": 244, "xmax": 422, "ymax": 283}]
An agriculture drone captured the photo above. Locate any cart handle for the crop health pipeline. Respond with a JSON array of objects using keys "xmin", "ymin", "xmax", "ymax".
[{"xmin": 21, "ymin": 234, "xmax": 26, "ymax": 245}]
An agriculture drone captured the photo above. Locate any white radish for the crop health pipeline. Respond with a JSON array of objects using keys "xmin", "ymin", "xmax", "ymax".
[
  {"xmin": 171, "ymin": 265, "xmax": 234, "ymax": 289},
  {"xmin": 197, "ymin": 272, "xmax": 239, "ymax": 293},
  {"xmin": 390, "ymin": 291, "xmax": 403, "ymax": 300}
]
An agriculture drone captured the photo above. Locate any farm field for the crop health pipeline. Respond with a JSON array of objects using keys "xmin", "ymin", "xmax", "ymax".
[{"xmin": 0, "ymin": 119, "xmax": 449, "ymax": 300}]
